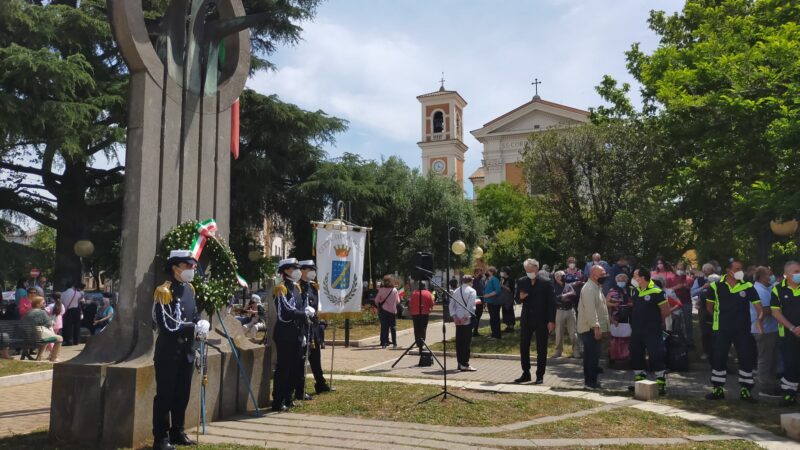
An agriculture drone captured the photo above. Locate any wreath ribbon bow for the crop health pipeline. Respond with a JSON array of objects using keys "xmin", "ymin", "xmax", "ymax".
[{"xmin": 190, "ymin": 218, "xmax": 248, "ymax": 288}]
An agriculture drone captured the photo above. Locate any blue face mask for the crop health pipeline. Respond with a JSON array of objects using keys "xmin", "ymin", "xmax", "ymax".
[
  {"xmin": 769, "ymin": 275, "xmax": 777, "ymax": 285},
  {"xmin": 616, "ymin": 281, "xmax": 626, "ymax": 288},
  {"xmin": 792, "ymin": 274, "xmax": 800, "ymax": 284}
]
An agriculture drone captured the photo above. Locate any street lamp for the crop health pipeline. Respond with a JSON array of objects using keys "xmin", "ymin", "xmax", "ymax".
[{"xmin": 74, "ymin": 239, "xmax": 94, "ymax": 287}]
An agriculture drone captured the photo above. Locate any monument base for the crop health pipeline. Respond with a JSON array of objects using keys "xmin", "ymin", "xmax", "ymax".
[{"xmin": 49, "ymin": 322, "xmax": 270, "ymax": 449}]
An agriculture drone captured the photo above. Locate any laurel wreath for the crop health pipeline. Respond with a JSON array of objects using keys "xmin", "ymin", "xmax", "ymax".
[
  {"xmin": 322, "ymin": 272, "xmax": 360, "ymax": 308},
  {"xmin": 158, "ymin": 220, "xmax": 239, "ymax": 314}
]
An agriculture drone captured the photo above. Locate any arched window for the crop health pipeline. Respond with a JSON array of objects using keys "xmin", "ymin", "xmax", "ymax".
[
  {"xmin": 432, "ymin": 111, "xmax": 444, "ymax": 133},
  {"xmin": 456, "ymin": 114, "xmax": 462, "ymax": 137}
]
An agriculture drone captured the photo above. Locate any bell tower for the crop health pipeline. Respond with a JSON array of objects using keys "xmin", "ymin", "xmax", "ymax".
[{"xmin": 417, "ymin": 77, "xmax": 467, "ymax": 189}]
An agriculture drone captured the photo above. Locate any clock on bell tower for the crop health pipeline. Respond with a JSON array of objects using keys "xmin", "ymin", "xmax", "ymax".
[{"xmin": 417, "ymin": 76, "xmax": 467, "ymax": 190}]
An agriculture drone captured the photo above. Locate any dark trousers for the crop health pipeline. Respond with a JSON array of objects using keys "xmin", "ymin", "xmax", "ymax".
[
  {"xmin": 681, "ymin": 302, "xmax": 694, "ymax": 345},
  {"xmin": 273, "ymin": 339, "xmax": 303, "ymax": 407},
  {"xmin": 502, "ymin": 303, "xmax": 516, "ymax": 329},
  {"xmin": 581, "ymin": 331, "xmax": 601, "ymax": 385},
  {"xmin": 781, "ymin": 335, "xmax": 800, "ymax": 395},
  {"xmin": 472, "ymin": 302, "xmax": 484, "ymax": 335},
  {"xmin": 309, "ymin": 346, "xmax": 326, "ymax": 387},
  {"xmin": 520, "ymin": 322, "xmax": 549, "ymax": 378},
  {"xmin": 487, "ymin": 303, "xmax": 502, "ymax": 338},
  {"xmin": 379, "ymin": 309, "xmax": 397, "ymax": 347},
  {"xmin": 412, "ymin": 315, "xmax": 429, "ymax": 350},
  {"xmin": 292, "ymin": 345, "xmax": 308, "ymax": 400},
  {"xmin": 710, "ymin": 328, "xmax": 755, "ymax": 389},
  {"xmin": 455, "ymin": 323, "xmax": 473, "ymax": 367},
  {"xmin": 63, "ymin": 308, "xmax": 81, "ymax": 345},
  {"xmin": 152, "ymin": 357, "xmax": 193, "ymax": 439},
  {"xmin": 630, "ymin": 331, "xmax": 666, "ymax": 373}
]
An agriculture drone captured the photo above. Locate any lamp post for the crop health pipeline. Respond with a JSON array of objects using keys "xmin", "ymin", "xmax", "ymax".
[
  {"xmin": 446, "ymin": 222, "xmax": 466, "ymax": 322},
  {"xmin": 74, "ymin": 239, "xmax": 94, "ymax": 287}
]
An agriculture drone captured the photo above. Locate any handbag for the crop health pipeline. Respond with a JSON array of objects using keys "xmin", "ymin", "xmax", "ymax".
[
  {"xmin": 396, "ymin": 301, "xmax": 404, "ymax": 318},
  {"xmin": 37, "ymin": 326, "xmax": 59, "ymax": 343}
]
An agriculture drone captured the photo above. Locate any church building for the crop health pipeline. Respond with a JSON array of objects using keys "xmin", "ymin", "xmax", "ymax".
[{"xmin": 416, "ymin": 80, "xmax": 589, "ymax": 194}]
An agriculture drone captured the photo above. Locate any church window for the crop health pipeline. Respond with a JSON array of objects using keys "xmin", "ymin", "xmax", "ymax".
[
  {"xmin": 456, "ymin": 114, "xmax": 462, "ymax": 137},
  {"xmin": 432, "ymin": 111, "xmax": 444, "ymax": 133}
]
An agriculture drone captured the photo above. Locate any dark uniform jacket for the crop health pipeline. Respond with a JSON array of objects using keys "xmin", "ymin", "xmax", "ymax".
[
  {"xmin": 707, "ymin": 276, "xmax": 760, "ymax": 332},
  {"xmin": 153, "ymin": 281, "xmax": 199, "ymax": 363},
  {"xmin": 515, "ymin": 276, "xmax": 556, "ymax": 327},
  {"xmin": 274, "ymin": 278, "xmax": 308, "ymax": 344},
  {"xmin": 630, "ymin": 280, "xmax": 666, "ymax": 335},
  {"xmin": 771, "ymin": 280, "xmax": 800, "ymax": 337},
  {"xmin": 300, "ymin": 280, "xmax": 326, "ymax": 348}
]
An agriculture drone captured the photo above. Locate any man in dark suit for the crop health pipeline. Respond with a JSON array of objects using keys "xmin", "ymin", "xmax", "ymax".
[{"xmin": 514, "ymin": 258, "xmax": 556, "ymax": 385}]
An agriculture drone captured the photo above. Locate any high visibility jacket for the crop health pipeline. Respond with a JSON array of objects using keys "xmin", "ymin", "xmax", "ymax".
[
  {"xmin": 707, "ymin": 276, "xmax": 760, "ymax": 331},
  {"xmin": 771, "ymin": 279, "xmax": 800, "ymax": 337}
]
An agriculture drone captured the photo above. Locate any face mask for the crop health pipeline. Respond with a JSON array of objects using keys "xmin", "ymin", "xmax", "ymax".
[
  {"xmin": 769, "ymin": 275, "xmax": 777, "ymax": 285},
  {"xmin": 792, "ymin": 274, "xmax": 800, "ymax": 284},
  {"xmin": 676, "ymin": 270, "xmax": 685, "ymax": 276},
  {"xmin": 733, "ymin": 271, "xmax": 745, "ymax": 281},
  {"xmin": 500, "ymin": 272, "xmax": 507, "ymax": 278},
  {"xmin": 307, "ymin": 270, "xmax": 317, "ymax": 280},
  {"xmin": 616, "ymin": 281, "xmax": 626, "ymax": 288},
  {"xmin": 630, "ymin": 279, "xmax": 640, "ymax": 289},
  {"xmin": 179, "ymin": 269, "xmax": 195, "ymax": 283},
  {"xmin": 597, "ymin": 276, "xmax": 609, "ymax": 284},
  {"xmin": 716, "ymin": 266, "xmax": 722, "ymax": 273},
  {"xmin": 527, "ymin": 272, "xmax": 536, "ymax": 279},
  {"xmin": 288, "ymin": 270, "xmax": 302, "ymax": 282},
  {"xmin": 568, "ymin": 263, "xmax": 576, "ymax": 269}
]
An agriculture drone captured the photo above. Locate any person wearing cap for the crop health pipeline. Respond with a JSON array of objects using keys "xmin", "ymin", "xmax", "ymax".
[
  {"xmin": 151, "ymin": 250, "xmax": 201, "ymax": 450},
  {"xmin": 272, "ymin": 258, "xmax": 315, "ymax": 411},
  {"xmin": 298, "ymin": 260, "xmax": 331, "ymax": 395}
]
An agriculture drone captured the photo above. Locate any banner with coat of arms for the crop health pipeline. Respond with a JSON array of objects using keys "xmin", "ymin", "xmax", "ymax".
[{"xmin": 315, "ymin": 226, "xmax": 366, "ymax": 317}]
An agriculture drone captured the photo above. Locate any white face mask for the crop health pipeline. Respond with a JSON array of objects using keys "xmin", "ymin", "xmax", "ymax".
[
  {"xmin": 676, "ymin": 270, "xmax": 685, "ymax": 276},
  {"xmin": 526, "ymin": 272, "xmax": 537, "ymax": 279},
  {"xmin": 500, "ymin": 272, "xmax": 507, "ymax": 278},
  {"xmin": 180, "ymin": 269, "xmax": 195, "ymax": 283},
  {"xmin": 306, "ymin": 270, "xmax": 317, "ymax": 280},
  {"xmin": 288, "ymin": 270, "xmax": 302, "ymax": 282},
  {"xmin": 733, "ymin": 270, "xmax": 745, "ymax": 281},
  {"xmin": 568, "ymin": 263, "xmax": 576, "ymax": 269},
  {"xmin": 630, "ymin": 279, "xmax": 640, "ymax": 289}
]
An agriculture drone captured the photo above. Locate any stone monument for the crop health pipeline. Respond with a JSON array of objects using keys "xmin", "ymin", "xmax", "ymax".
[{"xmin": 49, "ymin": 1, "xmax": 271, "ymax": 448}]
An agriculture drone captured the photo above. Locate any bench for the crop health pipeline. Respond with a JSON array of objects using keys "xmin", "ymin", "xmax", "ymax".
[{"xmin": 0, "ymin": 320, "xmax": 45, "ymax": 360}]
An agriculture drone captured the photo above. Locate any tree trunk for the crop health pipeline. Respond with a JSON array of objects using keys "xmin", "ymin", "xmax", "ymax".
[
  {"xmin": 53, "ymin": 161, "xmax": 88, "ymax": 291},
  {"xmin": 755, "ymin": 226, "xmax": 773, "ymax": 266}
]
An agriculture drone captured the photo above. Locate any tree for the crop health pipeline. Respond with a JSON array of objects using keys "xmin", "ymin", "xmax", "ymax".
[
  {"xmin": 612, "ymin": 0, "xmax": 800, "ymax": 263},
  {"xmin": 522, "ymin": 122, "xmax": 689, "ymax": 265},
  {"xmin": 230, "ymin": 88, "xmax": 346, "ymax": 279},
  {"xmin": 0, "ymin": 0, "xmax": 324, "ymax": 289},
  {"xmin": 474, "ymin": 182, "xmax": 530, "ymax": 237}
]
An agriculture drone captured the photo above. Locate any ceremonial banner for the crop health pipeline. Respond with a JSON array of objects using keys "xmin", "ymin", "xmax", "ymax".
[{"xmin": 315, "ymin": 226, "xmax": 366, "ymax": 317}]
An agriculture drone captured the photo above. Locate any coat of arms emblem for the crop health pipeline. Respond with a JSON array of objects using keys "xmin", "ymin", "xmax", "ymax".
[{"xmin": 331, "ymin": 245, "xmax": 351, "ymax": 290}]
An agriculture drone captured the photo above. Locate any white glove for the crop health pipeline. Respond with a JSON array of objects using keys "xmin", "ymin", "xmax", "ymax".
[
  {"xmin": 305, "ymin": 306, "xmax": 315, "ymax": 318},
  {"xmin": 196, "ymin": 319, "xmax": 210, "ymax": 337}
]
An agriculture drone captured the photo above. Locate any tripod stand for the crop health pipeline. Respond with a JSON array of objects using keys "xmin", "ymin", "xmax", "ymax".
[
  {"xmin": 392, "ymin": 271, "xmax": 473, "ymax": 404},
  {"xmin": 392, "ymin": 279, "xmax": 443, "ymax": 370}
]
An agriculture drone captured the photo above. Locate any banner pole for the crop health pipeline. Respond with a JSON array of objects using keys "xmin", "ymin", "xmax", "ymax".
[{"xmin": 329, "ymin": 320, "xmax": 336, "ymax": 389}]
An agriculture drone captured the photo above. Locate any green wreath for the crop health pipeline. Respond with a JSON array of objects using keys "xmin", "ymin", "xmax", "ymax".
[{"xmin": 158, "ymin": 220, "xmax": 239, "ymax": 314}]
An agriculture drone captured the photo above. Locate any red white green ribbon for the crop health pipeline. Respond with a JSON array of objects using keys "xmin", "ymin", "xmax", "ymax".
[
  {"xmin": 235, "ymin": 272, "xmax": 248, "ymax": 288},
  {"xmin": 190, "ymin": 218, "xmax": 219, "ymax": 260}
]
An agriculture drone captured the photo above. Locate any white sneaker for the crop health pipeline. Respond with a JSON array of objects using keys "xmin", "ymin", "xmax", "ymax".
[
  {"xmin": 457, "ymin": 364, "xmax": 465, "ymax": 371},
  {"xmin": 462, "ymin": 365, "xmax": 477, "ymax": 372}
]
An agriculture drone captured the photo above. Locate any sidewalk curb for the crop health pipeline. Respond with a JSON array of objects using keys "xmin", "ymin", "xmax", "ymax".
[{"xmin": 0, "ymin": 369, "xmax": 53, "ymax": 388}]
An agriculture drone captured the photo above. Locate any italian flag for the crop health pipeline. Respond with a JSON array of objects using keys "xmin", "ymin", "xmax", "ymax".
[{"xmin": 236, "ymin": 272, "xmax": 248, "ymax": 288}]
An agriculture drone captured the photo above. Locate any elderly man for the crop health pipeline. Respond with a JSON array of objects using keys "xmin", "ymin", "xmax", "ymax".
[
  {"xmin": 553, "ymin": 270, "xmax": 579, "ymax": 359},
  {"xmin": 583, "ymin": 253, "xmax": 611, "ymax": 280},
  {"xmin": 578, "ymin": 265, "xmax": 610, "ymax": 389},
  {"xmin": 514, "ymin": 259, "xmax": 556, "ymax": 384}
]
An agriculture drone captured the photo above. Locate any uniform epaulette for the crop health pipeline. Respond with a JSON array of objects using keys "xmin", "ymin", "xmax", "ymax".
[
  {"xmin": 273, "ymin": 284, "xmax": 288, "ymax": 297},
  {"xmin": 154, "ymin": 281, "xmax": 173, "ymax": 305}
]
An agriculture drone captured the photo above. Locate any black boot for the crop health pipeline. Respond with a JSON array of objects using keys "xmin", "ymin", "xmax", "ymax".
[
  {"xmin": 315, "ymin": 382, "xmax": 331, "ymax": 394},
  {"xmin": 169, "ymin": 428, "xmax": 194, "ymax": 446},
  {"xmin": 152, "ymin": 437, "xmax": 176, "ymax": 450},
  {"xmin": 514, "ymin": 372, "xmax": 531, "ymax": 383}
]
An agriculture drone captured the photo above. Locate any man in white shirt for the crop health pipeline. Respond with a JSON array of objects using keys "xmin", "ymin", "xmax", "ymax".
[
  {"xmin": 577, "ymin": 266, "xmax": 610, "ymax": 389},
  {"xmin": 61, "ymin": 283, "xmax": 85, "ymax": 346},
  {"xmin": 450, "ymin": 275, "xmax": 477, "ymax": 371}
]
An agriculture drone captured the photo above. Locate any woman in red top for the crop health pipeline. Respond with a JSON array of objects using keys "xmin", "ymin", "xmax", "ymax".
[{"xmin": 409, "ymin": 281, "xmax": 434, "ymax": 351}]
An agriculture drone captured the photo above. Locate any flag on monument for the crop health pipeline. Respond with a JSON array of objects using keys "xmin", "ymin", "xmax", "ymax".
[{"xmin": 315, "ymin": 226, "xmax": 366, "ymax": 317}]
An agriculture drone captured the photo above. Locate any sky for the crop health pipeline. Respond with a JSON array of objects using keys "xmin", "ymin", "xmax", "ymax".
[{"xmin": 246, "ymin": 0, "xmax": 685, "ymax": 198}]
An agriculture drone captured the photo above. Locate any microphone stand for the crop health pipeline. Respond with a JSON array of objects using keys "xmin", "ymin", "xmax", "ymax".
[{"xmin": 392, "ymin": 278, "xmax": 443, "ymax": 369}]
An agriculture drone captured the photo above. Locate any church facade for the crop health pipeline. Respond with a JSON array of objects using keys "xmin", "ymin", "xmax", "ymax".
[
  {"xmin": 416, "ymin": 84, "xmax": 590, "ymax": 193},
  {"xmin": 469, "ymin": 95, "xmax": 589, "ymax": 191}
]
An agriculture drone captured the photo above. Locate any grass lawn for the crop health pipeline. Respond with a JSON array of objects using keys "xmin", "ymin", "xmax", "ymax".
[
  {"xmin": 656, "ymin": 395, "xmax": 791, "ymax": 436},
  {"xmin": 430, "ymin": 325, "xmax": 577, "ymax": 357},
  {"xmin": 294, "ymin": 379, "xmax": 598, "ymax": 426},
  {"xmin": 0, "ymin": 359, "xmax": 52, "ymax": 378},
  {"xmin": 329, "ymin": 317, "xmax": 415, "ymax": 341},
  {"xmin": 491, "ymin": 406, "xmax": 717, "ymax": 439},
  {"xmin": 0, "ymin": 430, "xmax": 263, "ymax": 450}
]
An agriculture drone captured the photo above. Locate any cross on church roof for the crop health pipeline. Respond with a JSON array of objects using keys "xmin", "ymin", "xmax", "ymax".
[
  {"xmin": 439, "ymin": 72, "xmax": 446, "ymax": 91},
  {"xmin": 531, "ymin": 77, "xmax": 542, "ymax": 99}
]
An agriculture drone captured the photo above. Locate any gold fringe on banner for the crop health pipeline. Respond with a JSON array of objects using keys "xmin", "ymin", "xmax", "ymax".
[{"xmin": 319, "ymin": 312, "xmax": 364, "ymax": 321}]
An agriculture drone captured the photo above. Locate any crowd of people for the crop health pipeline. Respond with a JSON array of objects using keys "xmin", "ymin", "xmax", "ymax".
[
  {"xmin": 387, "ymin": 253, "xmax": 800, "ymax": 408},
  {"xmin": 0, "ymin": 278, "xmax": 116, "ymax": 361}
]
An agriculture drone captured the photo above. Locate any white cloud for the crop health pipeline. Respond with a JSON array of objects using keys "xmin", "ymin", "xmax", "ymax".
[{"xmin": 245, "ymin": 0, "xmax": 684, "ymax": 194}]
